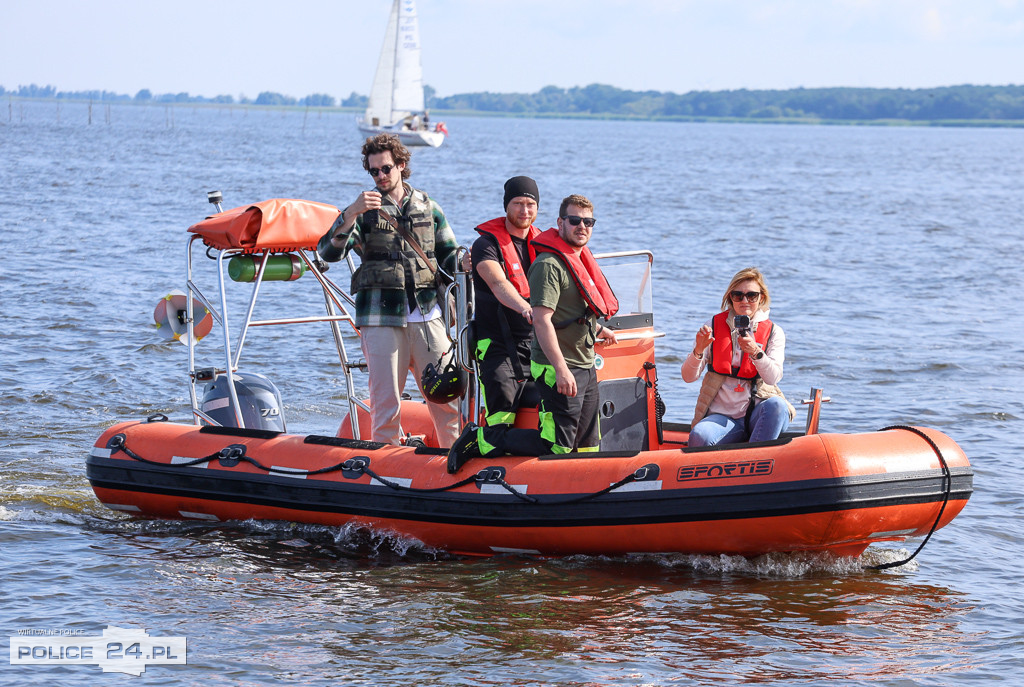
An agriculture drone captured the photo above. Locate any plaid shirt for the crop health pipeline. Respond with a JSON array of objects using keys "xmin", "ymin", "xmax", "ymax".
[{"xmin": 317, "ymin": 183, "xmax": 459, "ymax": 327}]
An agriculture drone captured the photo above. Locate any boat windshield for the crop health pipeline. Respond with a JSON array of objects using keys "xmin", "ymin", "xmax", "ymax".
[{"xmin": 595, "ymin": 251, "xmax": 654, "ymax": 325}]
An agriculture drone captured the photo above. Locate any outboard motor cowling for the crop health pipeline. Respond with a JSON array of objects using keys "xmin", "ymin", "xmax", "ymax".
[{"xmin": 201, "ymin": 372, "xmax": 286, "ymax": 431}]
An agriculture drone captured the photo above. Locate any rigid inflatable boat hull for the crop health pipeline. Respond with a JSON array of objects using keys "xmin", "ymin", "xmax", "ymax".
[{"xmin": 87, "ymin": 420, "xmax": 972, "ymax": 558}]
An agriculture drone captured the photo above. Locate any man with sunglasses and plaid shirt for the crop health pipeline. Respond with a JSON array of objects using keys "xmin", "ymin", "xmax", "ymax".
[
  {"xmin": 449, "ymin": 194, "xmax": 618, "ymax": 471},
  {"xmin": 318, "ymin": 133, "xmax": 460, "ymax": 448}
]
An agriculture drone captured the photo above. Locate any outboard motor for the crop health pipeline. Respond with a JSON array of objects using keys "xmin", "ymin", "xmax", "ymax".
[{"xmin": 201, "ymin": 371, "xmax": 286, "ymax": 431}]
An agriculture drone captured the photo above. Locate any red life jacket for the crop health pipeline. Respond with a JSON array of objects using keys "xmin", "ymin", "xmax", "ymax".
[
  {"xmin": 474, "ymin": 217, "xmax": 539, "ymax": 299},
  {"xmin": 708, "ymin": 311, "xmax": 774, "ymax": 379},
  {"xmin": 531, "ymin": 228, "xmax": 619, "ymax": 319}
]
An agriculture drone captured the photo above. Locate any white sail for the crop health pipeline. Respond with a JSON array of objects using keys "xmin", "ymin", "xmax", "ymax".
[
  {"xmin": 391, "ymin": 0, "xmax": 426, "ymax": 117},
  {"xmin": 365, "ymin": 0, "xmax": 425, "ymax": 127},
  {"xmin": 358, "ymin": 0, "xmax": 445, "ymax": 147}
]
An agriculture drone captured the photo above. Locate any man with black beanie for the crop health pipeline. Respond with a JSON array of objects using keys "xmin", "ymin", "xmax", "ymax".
[
  {"xmin": 449, "ymin": 192, "xmax": 619, "ymax": 471},
  {"xmin": 450, "ymin": 176, "xmax": 541, "ymax": 466}
]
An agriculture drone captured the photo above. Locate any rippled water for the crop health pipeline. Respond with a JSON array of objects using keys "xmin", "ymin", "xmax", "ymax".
[{"xmin": 2, "ymin": 101, "xmax": 1022, "ymax": 685}]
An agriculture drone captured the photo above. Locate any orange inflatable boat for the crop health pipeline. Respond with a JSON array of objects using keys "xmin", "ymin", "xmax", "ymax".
[
  {"xmin": 88, "ymin": 419, "xmax": 970, "ymax": 558},
  {"xmin": 87, "ymin": 197, "xmax": 972, "ymax": 560}
]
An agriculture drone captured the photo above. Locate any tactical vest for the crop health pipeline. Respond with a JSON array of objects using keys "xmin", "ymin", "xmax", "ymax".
[
  {"xmin": 708, "ymin": 311, "xmax": 774, "ymax": 379},
  {"xmin": 351, "ymin": 188, "xmax": 438, "ymax": 294},
  {"xmin": 475, "ymin": 217, "xmax": 539, "ymax": 299},
  {"xmin": 531, "ymin": 228, "xmax": 619, "ymax": 319}
]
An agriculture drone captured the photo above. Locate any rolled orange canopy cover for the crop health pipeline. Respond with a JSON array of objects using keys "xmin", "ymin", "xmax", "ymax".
[{"xmin": 188, "ymin": 198, "xmax": 340, "ymax": 253}]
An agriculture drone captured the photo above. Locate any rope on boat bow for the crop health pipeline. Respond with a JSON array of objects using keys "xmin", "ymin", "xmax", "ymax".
[
  {"xmin": 105, "ymin": 434, "xmax": 652, "ymax": 504},
  {"xmin": 865, "ymin": 425, "xmax": 953, "ymax": 571}
]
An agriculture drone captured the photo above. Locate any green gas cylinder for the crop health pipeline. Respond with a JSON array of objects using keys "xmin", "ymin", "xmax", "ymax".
[{"xmin": 228, "ymin": 254, "xmax": 306, "ymax": 282}]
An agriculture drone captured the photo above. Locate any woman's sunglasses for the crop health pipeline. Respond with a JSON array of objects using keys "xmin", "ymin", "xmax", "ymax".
[{"xmin": 729, "ymin": 290, "xmax": 761, "ymax": 302}]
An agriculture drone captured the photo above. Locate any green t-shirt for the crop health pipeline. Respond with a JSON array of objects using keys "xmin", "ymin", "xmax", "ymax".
[{"xmin": 528, "ymin": 253, "xmax": 596, "ymax": 369}]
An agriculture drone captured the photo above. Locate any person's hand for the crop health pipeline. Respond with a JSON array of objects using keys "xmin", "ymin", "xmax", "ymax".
[
  {"xmin": 597, "ymin": 327, "xmax": 617, "ymax": 346},
  {"xmin": 737, "ymin": 333, "xmax": 760, "ymax": 356},
  {"xmin": 350, "ymin": 190, "xmax": 382, "ymax": 215},
  {"xmin": 460, "ymin": 253, "xmax": 473, "ymax": 271},
  {"xmin": 555, "ymin": 365, "xmax": 577, "ymax": 397},
  {"xmin": 521, "ymin": 306, "xmax": 533, "ymax": 324},
  {"xmin": 694, "ymin": 324, "xmax": 714, "ymax": 353}
]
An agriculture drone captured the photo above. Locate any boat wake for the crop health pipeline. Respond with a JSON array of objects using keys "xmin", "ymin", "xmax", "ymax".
[
  {"xmin": 646, "ymin": 549, "xmax": 918, "ymax": 576},
  {"xmin": 78, "ymin": 515, "xmax": 454, "ymax": 565}
]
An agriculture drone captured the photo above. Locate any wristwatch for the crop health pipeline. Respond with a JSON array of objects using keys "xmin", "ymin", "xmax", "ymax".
[{"xmin": 751, "ymin": 349, "xmax": 764, "ymax": 361}]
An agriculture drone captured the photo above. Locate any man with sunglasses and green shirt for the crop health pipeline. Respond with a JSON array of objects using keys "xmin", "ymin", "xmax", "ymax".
[
  {"xmin": 448, "ymin": 194, "xmax": 619, "ymax": 471},
  {"xmin": 318, "ymin": 133, "xmax": 460, "ymax": 448}
]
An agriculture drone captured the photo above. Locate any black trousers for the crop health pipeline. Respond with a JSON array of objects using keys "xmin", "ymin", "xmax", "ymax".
[{"xmin": 491, "ymin": 365, "xmax": 600, "ymax": 456}]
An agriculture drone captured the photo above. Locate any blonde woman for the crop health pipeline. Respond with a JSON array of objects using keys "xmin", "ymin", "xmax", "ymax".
[{"xmin": 681, "ymin": 267, "xmax": 795, "ymax": 447}]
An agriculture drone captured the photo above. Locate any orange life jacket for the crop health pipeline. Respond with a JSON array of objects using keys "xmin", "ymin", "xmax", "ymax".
[
  {"xmin": 708, "ymin": 311, "xmax": 774, "ymax": 379},
  {"xmin": 531, "ymin": 228, "xmax": 619, "ymax": 319},
  {"xmin": 474, "ymin": 218, "xmax": 539, "ymax": 299}
]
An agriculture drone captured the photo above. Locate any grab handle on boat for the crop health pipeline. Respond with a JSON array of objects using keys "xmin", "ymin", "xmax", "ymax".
[{"xmin": 801, "ymin": 387, "xmax": 832, "ymax": 435}]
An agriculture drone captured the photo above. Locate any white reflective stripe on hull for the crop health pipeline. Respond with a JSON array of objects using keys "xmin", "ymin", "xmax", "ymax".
[
  {"xmin": 179, "ymin": 511, "xmax": 219, "ymax": 520},
  {"xmin": 105, "ymin": 504, "xmax": 142, "ymax": 512},
  {"xmin": 871, "ymin": 529, "xmax": 918, "ymax": 538},
  {"xmin": 171, "ymin": 456, "xmax": 207, "ymax": 467},
  {"xmin": 480, "ymin": 484, "xmax": 528, "ymax": 495},
  {"xmin": 611, "ymin": 480, "xmax": 663, "ymax": 492},
  {"xmin": 370, "ymin": 476, "xmax": 413, "ymax": 488},
  {"xmin": 490, "ymin": 546, "xmax": 542, "ymax": 554},
  {"xmin": 270, "ymin": 466, "xmax": 308, "ymax": 479}
]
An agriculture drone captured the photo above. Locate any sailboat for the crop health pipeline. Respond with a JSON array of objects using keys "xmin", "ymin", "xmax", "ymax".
[{"xmin": 357, "ymin": 0, "xmax": 447, "ymax": 147}]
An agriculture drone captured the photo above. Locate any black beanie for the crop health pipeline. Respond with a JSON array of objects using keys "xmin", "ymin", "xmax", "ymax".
[{"xmin": 503, "ymin": 176, "xmax": 539, "ymax": 210}]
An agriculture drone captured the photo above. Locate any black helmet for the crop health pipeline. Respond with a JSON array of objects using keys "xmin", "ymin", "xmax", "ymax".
[{"xmin": 421, "ymin": 354, "xmax": 467, "ymax": 404}]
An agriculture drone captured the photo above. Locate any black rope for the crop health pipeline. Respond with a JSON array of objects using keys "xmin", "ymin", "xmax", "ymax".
[
  {"xmin": 109, "ymin": 435, "xmax": 510, "ymax": 494},
  {"xmin": 109, "ymin": 434, "xmax": 220, "ymax": 468},
  {"xmin": 542, "ymin": 470, "xmax": 640, "ymax": 504},
  {"xmin": 360, "ymin": 464, "xmax": 482, "ymax": 494},
  {"xmin": 865, "ymin": 425, "xmax": 952, "ymax": 571},
  {"xmin": 109, "ymin": 435, "xmax": 357, "ymax": 476},
  {"xmin": 107, "ymin": 435, "xmax": 652, "ymax": 504}
]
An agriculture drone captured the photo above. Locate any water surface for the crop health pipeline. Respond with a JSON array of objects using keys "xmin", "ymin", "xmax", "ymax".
[{"xmin": 1, "ymin": 101, "xmax": 1021, "ymax": 685}]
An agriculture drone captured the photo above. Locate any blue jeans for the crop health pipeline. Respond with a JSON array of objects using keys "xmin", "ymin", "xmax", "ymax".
[{"xmin": 688, "ymin": 396, "xmax": 791, "ymax": 447}]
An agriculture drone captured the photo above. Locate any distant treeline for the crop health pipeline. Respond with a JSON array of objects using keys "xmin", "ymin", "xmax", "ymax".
[
  {"xmin": 426, "ymin": 83, "xmax": 1024, "ymax": 122},
  {"xmin": 2, "ymin": 83, "xmax": 362, "ymax": 108},
  {"xmin": 6, "ymin": 82, "xmax": 1024, "ymax": 122}
]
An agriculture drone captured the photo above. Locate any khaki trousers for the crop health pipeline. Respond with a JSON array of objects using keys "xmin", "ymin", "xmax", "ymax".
[{"xmin": 359, "ymin": 320, "xmax": 460, "ymax": 447}]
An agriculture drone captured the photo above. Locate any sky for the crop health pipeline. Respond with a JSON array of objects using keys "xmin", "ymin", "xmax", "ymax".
[{"xmin": 2, "ymin": 0, "xmax": 1023, "ymax": 100}]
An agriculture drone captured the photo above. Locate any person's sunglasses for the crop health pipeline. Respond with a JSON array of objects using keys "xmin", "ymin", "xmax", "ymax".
[
  {"xmin": 730, "ymin": 290, "xmax": 761, "ymax": 302},
  {"xmin": 368, "ymin": 164, "xmax": 395, "ymax": 178},
  {"xmin": 562, "ymin": 215, "xmax": 596, "ymax": 228}
]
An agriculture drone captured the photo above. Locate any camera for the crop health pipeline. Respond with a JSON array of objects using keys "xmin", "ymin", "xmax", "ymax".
[{"xmin": 734, "ymin": 315, "xmax": 750, "ymax": 337}]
